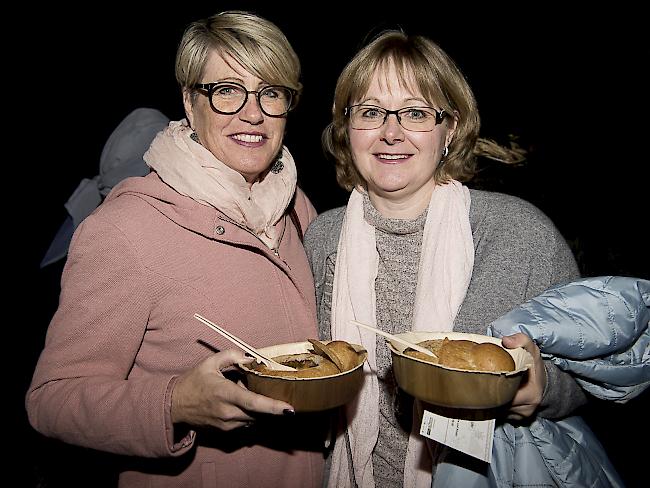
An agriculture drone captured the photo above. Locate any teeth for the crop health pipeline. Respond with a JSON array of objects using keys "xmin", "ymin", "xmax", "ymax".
[
  {"xmin": 232, "ymin": 134, "xmax": 263, "ymax": 143},
  {"xmin": 378, "ymin": 154, "xmax": 408, "ymax": 160}
]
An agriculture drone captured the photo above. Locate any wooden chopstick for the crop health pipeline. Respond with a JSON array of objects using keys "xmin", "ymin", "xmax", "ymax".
[
  {"xmin": 351, "ymin": 320, "xmax": 438, "ymax": 359},
  {"xmin": 194, "ymin": 314, "xmax": 296, "ymax": 371}
]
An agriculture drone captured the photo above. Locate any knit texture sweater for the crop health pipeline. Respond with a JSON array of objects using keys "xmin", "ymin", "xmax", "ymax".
[
  {"xmin": 304, "ymin": 189, "xmax": 586, "ymax": 486},
  {"xmin": 363, "ymin": 196, "xmax": 428, "ymax": 487}
]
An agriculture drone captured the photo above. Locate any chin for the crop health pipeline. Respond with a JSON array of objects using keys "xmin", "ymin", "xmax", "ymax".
[
  {"xmin": 232, "ymin": 160, "xmax": 273, "ymax": 180},
  {"xmin": 369, "ymin": 179, "xmax": 410, "ymax": 196}
]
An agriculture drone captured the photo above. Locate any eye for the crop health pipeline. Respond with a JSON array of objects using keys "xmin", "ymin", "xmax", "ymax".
[
  {"xmin": 260, "ymin": 86, "xmax": 291, "ymax": 101},
  {"xmin": 401, "ymin": 108, "xmax": 432, "ymax": 121},
  {"xmin": 214, "ymin": 84, "xmax": 244, "ymax": 97},
  {"xmin": 261, "ymin": 87, "xmax": 280, "ymax": 99},
  {"xmin": 360, "ymin": 106, "xmax": 384, "ymax": 119}
]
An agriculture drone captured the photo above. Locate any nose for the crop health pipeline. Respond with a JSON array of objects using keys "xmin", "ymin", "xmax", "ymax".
[
  {"xmin": 238, "ymin": 93, "xmax": 264, "ymax": 124},
  {"xmin": 380, "ymin": 113, "xmax": 404, "ymax": 144}
]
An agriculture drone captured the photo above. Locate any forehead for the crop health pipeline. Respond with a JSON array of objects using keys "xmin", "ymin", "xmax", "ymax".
[
  {"xmin": 360, "ymin": 61, "xmax": 424, "ymax": 103},
  {"xmin": 203, "ymin": 50, "xmax": 263, "ymax": 85}
]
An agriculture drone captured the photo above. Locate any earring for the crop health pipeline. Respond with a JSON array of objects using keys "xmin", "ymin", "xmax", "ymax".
[
  {"xmin": 190, "ymin": 132, "xmax": 200, "ymax": 144},
  {"xmin": 439, "ymin": 145, "xmax": 449, "ymax": 165},
  {"xmin": 270, "ymin": 157, "xmax": 284, "ymax": 174}
]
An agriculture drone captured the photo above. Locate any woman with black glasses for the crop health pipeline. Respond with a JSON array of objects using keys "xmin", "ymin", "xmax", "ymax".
[
  {"xmin": 304, "ymin": 30, "xmax": 590, "ymax": 487},
  {"xmin": 26, "ymin": 11, "xmax": 324, "ymax": 488}
]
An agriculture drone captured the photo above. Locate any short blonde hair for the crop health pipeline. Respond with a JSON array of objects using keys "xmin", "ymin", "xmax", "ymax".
[
  {"xmin": 323, "ymin": 30, "xmax": 480, "ymax": 191},
  {"xmin": 175, "ymin": 11, "xmax": 302, "ymax": 102}
]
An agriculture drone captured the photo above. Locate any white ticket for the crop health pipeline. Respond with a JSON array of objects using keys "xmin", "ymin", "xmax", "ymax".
[{"xmin": 420, "ymin": 409, "xmax": 495, "ymax": 463}]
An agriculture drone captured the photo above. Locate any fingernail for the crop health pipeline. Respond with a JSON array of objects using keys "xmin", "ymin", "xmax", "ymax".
[{"xmin": 283, "ymin": 408, "xmax": 295, "ymax": 416}]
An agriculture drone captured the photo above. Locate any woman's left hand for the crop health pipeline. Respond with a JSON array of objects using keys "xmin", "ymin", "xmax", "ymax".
[{"xmin": 501, "ymin": 333, "xmax": 547, "ymax": 421}]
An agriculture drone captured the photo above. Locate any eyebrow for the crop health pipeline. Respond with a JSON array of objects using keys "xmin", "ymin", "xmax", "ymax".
[
  {"xmin": 219, "ymin": 76, "xmax": 245, "ymax": 84},
  {"xmin": 204, "ymin": 77, "xmax": 269, "ymax": 89},
  {"xmin": 359, "ymin": 96, "xmax": 430, "ymax": 106}
]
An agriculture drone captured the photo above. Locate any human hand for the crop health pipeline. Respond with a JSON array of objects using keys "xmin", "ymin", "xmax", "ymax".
[
  {"xmin": 501, "ymin": 333, "xmax": 547, "ymax": 421},
  {"xmin": 171, "ymin": 349, "xmax": 295, "ymax": 431}
]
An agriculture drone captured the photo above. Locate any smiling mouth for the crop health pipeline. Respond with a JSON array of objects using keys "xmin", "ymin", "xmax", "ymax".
[
  {"xmin": 231, "ymin": 134, "xmax": 264, "ymax": 143},
  {"xmin": 376, "ymin": 153, "xmax": 410, "ymax": 161}
]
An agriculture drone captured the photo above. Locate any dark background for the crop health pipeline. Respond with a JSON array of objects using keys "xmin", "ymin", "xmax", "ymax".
[{"xmin": 11, "ymin": 3, "xmax": 648, "ymax": 487}]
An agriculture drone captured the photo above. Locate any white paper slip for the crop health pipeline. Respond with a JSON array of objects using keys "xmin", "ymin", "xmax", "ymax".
[{"xmin": 420, "ymin": 409, "xmax": 495, "ymax": 463}]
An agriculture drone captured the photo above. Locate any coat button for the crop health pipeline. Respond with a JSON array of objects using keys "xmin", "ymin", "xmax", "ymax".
[{"xmin": 215, "ymin": 225, "xmax": 225, "ymax": 235}]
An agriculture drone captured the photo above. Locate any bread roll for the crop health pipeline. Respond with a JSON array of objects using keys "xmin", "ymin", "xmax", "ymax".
[
  {"xmin": 309, "ymin": 339, "xmax": 361, "ymax": 372},
  {"xmin": 251, "ymin": 340, "xmax": 365, "ymax": 378},
  {"xmin": 405, "ymin": 338, "xmax": 515, "ymax": 372},
  {"xmin": 327, "ymin": 341, "xmax": 362, "ymax": 372}
]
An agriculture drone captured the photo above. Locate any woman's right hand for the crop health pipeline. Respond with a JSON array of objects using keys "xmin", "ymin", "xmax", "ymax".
[{"xmin": 171, "ymin": 349, "xmax": 294, "ymax": 431}]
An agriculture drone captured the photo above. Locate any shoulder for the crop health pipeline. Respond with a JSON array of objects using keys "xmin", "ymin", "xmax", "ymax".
[
  {"xmin": 76, "ymin": 174, "xmax": 170, "ymax": 249},
  {"xmin": 469, "ymin": 189, "xmax": 560, "ymax": 239},
  {"xmin": 304, "ymin": 207, "xmax": 346, "ymax": 248},
  {"xmin": 468, "ymin": 188, "xmax": 578, "ymax": 281},
  {"xmin": 303, "ymin": 206, "xmax": 346, "ymax": 271},
  {"xmin": 89, "ymin": 191, "xmax": 150, "ymax": 236},
  {"xmin": 98, "ymin": 174, "xmax": 163, "ymax": 215},
  {"xmin": 470, "ymin": 189, "xmax": 549, "ymax": 221},
  {"xmin": 71, "ymin": 198, "xmax": 143, "ymax": 257}
]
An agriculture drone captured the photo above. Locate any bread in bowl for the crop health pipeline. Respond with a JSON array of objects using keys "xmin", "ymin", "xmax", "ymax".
[
  {"xmin": 405, "ymin": 338, "xmax": 515, "ymax": 372},
  {"xmin": 250, "ymin": 339, "xmax": 365, "ymax": 378}
]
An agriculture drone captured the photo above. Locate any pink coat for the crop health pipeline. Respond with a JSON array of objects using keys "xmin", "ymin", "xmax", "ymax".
[{"xmin": 26, "ymin": 173, "xmax": 324, "ymax": 487}]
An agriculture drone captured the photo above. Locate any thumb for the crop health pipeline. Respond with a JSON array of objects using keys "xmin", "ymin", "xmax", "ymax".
[{"xmin": 501, "ymin": 332, "xmax": 530, "ymax": 350}]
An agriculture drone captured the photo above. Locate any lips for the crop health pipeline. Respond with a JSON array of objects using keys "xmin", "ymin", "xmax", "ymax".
[
  {"xmin": 375, "ymin": 153, "xmax": 411, "ymax": 162},
  {"xmin": 231, "ymin": 133, "xmax": 265, "ymax": 143},
  {"xmin": 229, "ymin": 132, "xmax": 267, "ymax": 147}
]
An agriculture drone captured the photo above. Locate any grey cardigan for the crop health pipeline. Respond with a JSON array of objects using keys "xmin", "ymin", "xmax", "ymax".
[{"xmin": 304, "ymin": 189, "xmax": 586, "ymax": 419}]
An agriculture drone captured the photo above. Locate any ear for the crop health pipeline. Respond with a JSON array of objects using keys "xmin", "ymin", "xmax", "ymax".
[
  {"xmin": 444, "ymin": 111, "xmax": 459, "ymax": 148},
  {"xmin": 182, "ymin": 88, "xmax": 195, "ymax": 128}
]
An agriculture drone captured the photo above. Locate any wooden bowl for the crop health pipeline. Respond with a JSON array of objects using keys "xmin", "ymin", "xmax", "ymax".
[
  {"xmin": 389, "ymin": 331, "xmax": 533, "ymax": 409},
  {"xmin": 238, "ymin": 341, "xmax": 368, "ymax": 412}
]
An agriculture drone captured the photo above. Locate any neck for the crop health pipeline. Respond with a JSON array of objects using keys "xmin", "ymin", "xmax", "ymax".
[{"xmin": 366, "ymin": 183, "xmax": 435, "ymax": 220}]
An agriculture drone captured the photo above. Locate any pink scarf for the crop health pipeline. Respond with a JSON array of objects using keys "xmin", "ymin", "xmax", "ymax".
[
  {"xmin": 329, "ymin": 182, "xmax": 474, "ymax": 488},
  {"xmin": 143, "ymin": 120, "xmax": 297, "ymax": 249}
]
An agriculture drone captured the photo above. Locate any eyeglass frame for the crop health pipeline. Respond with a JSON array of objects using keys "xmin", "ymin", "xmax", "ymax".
[
  {"xmin": 193, "ymin": 81, "xmax": 298, "ymax": 117},
  {"xmin": 344, "ymin": 104, "xmax": 447, "ymax": 132}
]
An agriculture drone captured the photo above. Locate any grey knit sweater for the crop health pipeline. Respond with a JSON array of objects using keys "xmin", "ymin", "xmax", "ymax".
[
  {"xmin": 363, "ymin": 196, "xmax": 426, "ymax": 487},
  {"xmin": 303, "ymin": 189, "xmax": 586, "ymax": 486}
]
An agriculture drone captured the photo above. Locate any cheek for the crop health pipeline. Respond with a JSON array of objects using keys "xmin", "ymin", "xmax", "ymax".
[
  {"xmin": 415, "ymin": 133, "xmax": 444, "ymax": 159},
  {"xmin": 193, "ymin": 103, "xmax": 224, "ymax": 136},
  {"xmin": 271, "ymin": 118, "xmax": 287, "ymax": 140},
  {"xmin": 349, "ymin": 130, "xmax": 373, "ymax": 157},
  {"xmin": 265, "ymin": 119, "xmax": 287, "ymax": 156}
]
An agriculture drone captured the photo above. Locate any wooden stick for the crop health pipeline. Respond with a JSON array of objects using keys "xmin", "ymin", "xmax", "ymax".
[
  {"xmin": 351, "ymin": 320, "xmax": 438, "ymax": 359},
  {"xmin": 194, "ymin": 314, "xmax": 296, "ymax": 371}
]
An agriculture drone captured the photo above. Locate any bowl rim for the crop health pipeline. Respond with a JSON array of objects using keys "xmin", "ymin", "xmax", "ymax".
[
  {"xmin": 388, "ymin": 331, "xmax": 531, "ymax": 377},
  {"xmin": 238, "ymin": 340, "xmax": 368, "ymax": 381}
]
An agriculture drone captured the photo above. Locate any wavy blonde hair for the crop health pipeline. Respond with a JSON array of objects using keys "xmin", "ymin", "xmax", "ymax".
[{"xmin": 323, "ymin": 30, "xmax": 523, "ymax": 191}]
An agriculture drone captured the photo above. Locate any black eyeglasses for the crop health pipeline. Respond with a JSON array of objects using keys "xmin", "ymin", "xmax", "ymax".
[
  {"xmin": 345, "ymin": 104, "xmax": 447, "ymax": 132},
  {"xmin": 194, "ymin": 81, "xmax": 297, "ymax": 117}
]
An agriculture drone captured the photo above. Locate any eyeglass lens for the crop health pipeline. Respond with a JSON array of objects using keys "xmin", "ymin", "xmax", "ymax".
[
  {"xmin": 210, "ymin": 83, "xmax": 293, "ymax": 116},
  {"xmin": 348, "ymin": 105, "xmax": 441, "ymax": 132}
]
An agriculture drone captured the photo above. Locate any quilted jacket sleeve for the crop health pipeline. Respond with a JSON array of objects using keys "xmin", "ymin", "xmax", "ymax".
[{"xmin": 489, "ymin": 276, "xmax": 650, "ymax": 403}]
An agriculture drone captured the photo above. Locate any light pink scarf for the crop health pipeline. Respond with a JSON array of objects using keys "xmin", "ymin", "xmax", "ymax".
[
  {"xmin": 143, "ymin": 120, "xmax": 297, "ymax": 249},
  {"xmin": 329, "ymin": 182, "xmax": 474, "ymax": 488}
]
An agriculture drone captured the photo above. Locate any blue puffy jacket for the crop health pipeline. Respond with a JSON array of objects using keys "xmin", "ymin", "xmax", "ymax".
[{"xmin": 431, "ymin": 276, "xmax": 649, "ymax": 488}]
